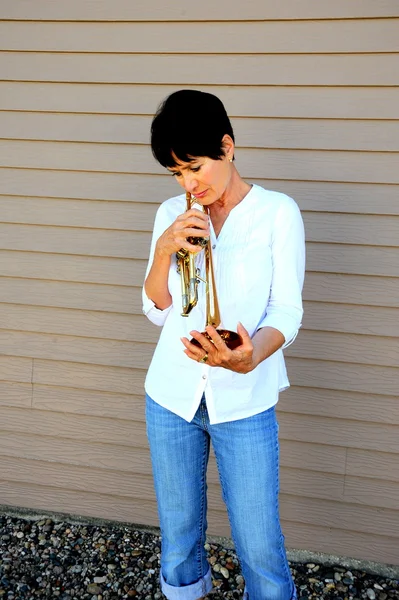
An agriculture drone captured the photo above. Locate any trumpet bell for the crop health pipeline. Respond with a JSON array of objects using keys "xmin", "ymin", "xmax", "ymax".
[{"xmin": 191, "ymin": 329, "xmax": 242, "ymax": 351}]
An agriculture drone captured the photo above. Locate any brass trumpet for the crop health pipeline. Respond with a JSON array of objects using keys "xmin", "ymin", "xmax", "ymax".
[{"xmin": 176, "ymin": 192, "xmax": 241, "ymax": 350}]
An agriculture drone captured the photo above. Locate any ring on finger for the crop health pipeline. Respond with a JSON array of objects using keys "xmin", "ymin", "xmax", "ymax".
[{"xmin": 199, "ymin": 352, "xmax": 208, "ymax": 363}]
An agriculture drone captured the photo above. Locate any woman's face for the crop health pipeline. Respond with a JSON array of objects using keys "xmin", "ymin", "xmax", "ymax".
[{"xmin": 167, "ymin": 137, "xmax": 234, "ymax": 206}]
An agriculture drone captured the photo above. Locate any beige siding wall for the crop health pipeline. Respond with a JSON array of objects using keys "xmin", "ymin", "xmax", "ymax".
[{"xmin": 1, "ymin": 2, "xmax": 399, "ymax": 566}]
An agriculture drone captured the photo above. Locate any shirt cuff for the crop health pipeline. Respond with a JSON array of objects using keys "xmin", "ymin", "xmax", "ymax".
[
  {"xmin": 257, "ymin": 312, "xmax": 302, "ymax": 350},
  {"xmin": 142, "ymin": 289, "xmax": 172, "ymax": 326}
]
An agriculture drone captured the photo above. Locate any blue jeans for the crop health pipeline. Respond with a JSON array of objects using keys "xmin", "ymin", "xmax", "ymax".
[{"xmin": 146, "ymin": 394, "xmax": 297, "ymax": 600}]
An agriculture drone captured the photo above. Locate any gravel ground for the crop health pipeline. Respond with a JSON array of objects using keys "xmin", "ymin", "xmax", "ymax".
[{"xmin": 0, "ymin": 515, "xmax": 398, "ymax": 600}]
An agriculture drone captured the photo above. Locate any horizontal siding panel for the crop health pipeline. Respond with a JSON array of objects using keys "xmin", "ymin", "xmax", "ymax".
[
  {"xmin": 281, "ymin": 495, "xmax": 399, "ymax": 539},
  {"xmin": 280, "ymin": 440, "xmax": 346, "ymax": 475},
  {"xmin": 0, "ymin": 382, "xmax": 31, "ymax": 408},
  {"xmin": 2, "ymin": 142, "xmax": 399, "ymax": 184},
  {"xmin": 0, "ymin": 197, "xmax": 158, "ymax": 230},
  {"xmin": 281, "ymin": 467, "xmax": 344, "ymax": 502},
  {"xmin": 7, "ymin": 223, "xmax": 399, "ymax": 264},
  {"xmin": 306, "ymin": 242, "xmax": 399, "ymax": 277},
  {"xmin": 0, "ymin": 432, "xmax": 345, "ymax": 496},
  {"xmin": 303, "ymin": 301, "xmax": 399, "ymax": 337},
  {"xmin": 0, "ymin": 429, "xmax": 137, "ymax": 468},
  {"xmin": 0, "ymin": 169, "xmax": 168, "ymax": 204},
  {"xmin": 4, "ymin": 112, "xmax": 399, "ymax": 152},
  {"xmin": 3, "ymin": 170, "xmax": 399, "ymax": 215},
  {"xmin": 0, "ymin": 455, "xmax": 347, "ymax": 510},
  {"xmin": 202, "ymin": 118, "xmax": 399, "ymax": 153},
  {"xmin": 32, "ymin": 385, "xmax": 142, "ymax": 420},
  {"xmin": 1, "ymin": 223, "xmax": 151, "ymax": 259},
  {"xmin": 32, "ymin": 382, "xmax": 399, "ymax": 429},
  {"xmin": 33, "ymin": 359, "xmax": 146, "ymax": 395},
  {"xmin": 2, "ymin": 273, "xmax": 398, "ymax": 315},
  {"xmin": 0, "ymin": 112, "xmax": 152, "ymax": 146},
  {"xmin": 0, "ymin": 426, "xmax": 346, "ymax": 480},
  {"xmin": 281, "ymin": 386, "xmax": 399, "ymax": 426},
  {"xmin": 32, "ymin": 381, "xmax": 399, "ymax": 444},
  {"xmin": 277, "ymin": 181, "xmax": 399, "ymax": 215},
  {"xmin": 279, "ymin": 412, "xmax": 399, "ymax": 454},
  {"xmin": 284, "ymin": 521, "xmax": 399, "ymax": 566},
  {"xmin": 3, "ymin": 199, "xmax": 399, "ymax": 248},
  {"xmin": 0, "ymin": 251, "xmax": 146, "ymax": 285},
  {"xmin": 14, "ymin": 246, "xmax": 393, "ymax": 287},
  {"xmin": 2, "ymin": 1, "xmax": 399, "ymax": 20},
  {"xmin": 0, "ymin": 20, "xmax": 398, "ymax": 53},
  {"xmin": 0, "ymin": 480, "xmax": 159, "ymax": 529},
  {"xmin": 1, "ymin": 52, "xmax": 398, "ymax": 86},
  {"xmin": 32, "ymin": 355, "xmax": 399, "ymax": 398},
  {"xmin": 0, "ymin": 455, "xmax": 159, "ymax": 505},
  {"xmin": 2, "ymin": 214, "xmax": 399, "ymax": 255},
  {"xmin": 0, "ymin": 406, "xmax": 146, "ymax": 446},
  {"xmin": 0, "ymin": 278, "xmax": 142, "ymax": 314},
  {"xmin": 0, "ymin": 431, "xmax": 156, "ymax": 478},
  {"xmin": 2, "ymin": 83, "xmax": 399, "ymax": 119},
  {"xmin": 5, "ymin": 392, "xmax": 398, "ymax": 460},
  {"xmin": 346, "ymin": 448, "xmax": 399, "ymax": 482},
  {"xmin": 0, "ymin": 355, "xmax": 32, "ymax": 384},
  {"xmin": 303, "ymin": 213, "xmax": 399, "ymax": 247},
  {"xmin": 344, "ymin": 475, "xmax": 399, "ymax": 511},
  {"xmin": 0, "ymin": 456, "xmax": 350, "ymax": 518},
  {"xmin": 288, "ymin": 357, "xmax": 399, "ymax": 397},
  {"xmin": 0, "ymin": 330, "xmax": 154, "ymax": 369},
  {"xmin": 2, "ymin": 305, "xmax": 159, "ymax": 343},
  {"xmin": 3, "ymin": 327, "xmax": 398, "ymax": 371},
  {"xmin": 303, "ymin": 273, "xmax": 399, "ymax": 308},
  {"xmin": 5, "ymin": 300, "xmax": 398, "ymax": 344},
  {"xmin": 287, "ymin": 330, "xmax": 399, "ymax": 368}
]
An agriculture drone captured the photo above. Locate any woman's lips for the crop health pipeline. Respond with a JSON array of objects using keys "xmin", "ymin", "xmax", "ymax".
[{"xmin": 194, "ymin": 190, "xmax": 208, "ymax": 199}]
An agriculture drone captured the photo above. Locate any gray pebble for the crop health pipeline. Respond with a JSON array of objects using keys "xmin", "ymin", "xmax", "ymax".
[
  {"xmin": 87, "ymin": 584, "xmax": 102, "ymax": 594},
  {"xmin": 220, "ymin": 567, "xmax": 230, "ymax": 579}
]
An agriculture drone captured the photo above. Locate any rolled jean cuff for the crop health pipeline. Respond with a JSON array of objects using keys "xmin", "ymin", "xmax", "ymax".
[{"xmin": 160, "ymin": 566, "xmax": 213, "ymax": 600}]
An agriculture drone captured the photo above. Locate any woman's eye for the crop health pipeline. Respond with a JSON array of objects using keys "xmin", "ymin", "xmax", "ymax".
[
  {"xmin": 170, "ymin": 171, "xmax": 181, "ymax": 177},
  {"xmin": 191, "ymin": 166, "xmax": 201, "ymax": 173}
]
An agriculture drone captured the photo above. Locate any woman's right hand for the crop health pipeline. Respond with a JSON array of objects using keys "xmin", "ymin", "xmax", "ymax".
[{"xmin": 155, "ymin": 208, "xmax": 210, "ymax": 257}]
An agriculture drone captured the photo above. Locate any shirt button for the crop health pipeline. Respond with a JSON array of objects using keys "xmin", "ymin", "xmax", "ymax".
[
  {"xmin": 212, "ymin": 244, "xmax": 216, "ymax": 249},
  {"xmin": 202, "ymin": 374, "xmax": 207, "ymax": 379}
]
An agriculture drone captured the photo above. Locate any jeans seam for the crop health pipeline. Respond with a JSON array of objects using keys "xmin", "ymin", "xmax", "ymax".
[
  {"xmin": 273, "ymin": 429, "xmax": 293, "ymax": 591},
  {"xmin": 197, "ymin": 431, "xmax": 208, "ymax": 581},
  {"xmin": 213, "ymin": 451, "xmax": 242, "ymax": 569}
]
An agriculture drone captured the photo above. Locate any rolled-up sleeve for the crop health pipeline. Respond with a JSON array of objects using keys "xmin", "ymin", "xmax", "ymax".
[
  {"xmin": 257, "ymin": 196, "xmax": 305, "ymax": 348},
  {"xmin": 142, "ymin": 203, "xmax": 173, "ymax": 327}
]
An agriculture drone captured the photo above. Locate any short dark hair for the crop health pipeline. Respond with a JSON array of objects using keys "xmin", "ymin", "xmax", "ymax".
[{"xmin": 150, "ymin": 89, "xmax": 235, "ymax": 168}]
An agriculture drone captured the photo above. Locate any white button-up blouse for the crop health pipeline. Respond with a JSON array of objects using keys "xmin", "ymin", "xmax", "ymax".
[{"xmin": 142, "ymin": 184, "xmax": 305, "ymax": 425}]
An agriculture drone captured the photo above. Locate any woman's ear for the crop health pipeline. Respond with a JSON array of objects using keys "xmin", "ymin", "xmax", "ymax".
[{"xmin": 221, "ymin": 134, "xmax": 235, "ymax": 160}]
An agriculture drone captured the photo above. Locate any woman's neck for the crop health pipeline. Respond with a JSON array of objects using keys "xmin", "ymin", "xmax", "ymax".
[{"xmin": 209, "ymin": 167, "xmax": 252, "ymax": 218}]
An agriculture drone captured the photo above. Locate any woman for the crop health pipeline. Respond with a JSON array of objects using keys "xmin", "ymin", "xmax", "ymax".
[{"xmin": 143, "ymin": 89, "xmax": 305, "ymax": 600}]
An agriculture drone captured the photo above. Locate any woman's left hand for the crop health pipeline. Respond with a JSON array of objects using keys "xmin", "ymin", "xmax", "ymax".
[{"xmin": 181, "ymin": 322, "xmax": 258, "ymax": 374}]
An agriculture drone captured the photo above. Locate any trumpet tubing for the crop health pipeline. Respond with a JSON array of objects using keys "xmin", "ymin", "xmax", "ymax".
[{"xmin": 176, "ymin": 192, "xmax": 241, "ymax": 351}]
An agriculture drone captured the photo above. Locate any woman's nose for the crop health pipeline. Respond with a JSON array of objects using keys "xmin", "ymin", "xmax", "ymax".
[{"xmin": 183, "ymin": 174, "xmax": 199, "ymax": 193}]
